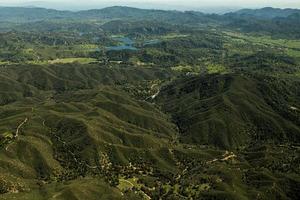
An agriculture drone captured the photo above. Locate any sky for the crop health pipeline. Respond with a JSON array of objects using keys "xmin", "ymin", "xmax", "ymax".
[{"xmin": 0, "ymin": 0, "xmax": 299, "ymax": 12}]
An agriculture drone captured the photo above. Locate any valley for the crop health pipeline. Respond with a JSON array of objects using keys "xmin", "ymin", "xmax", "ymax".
[{"xmin": 0, "ymin": 5, "xmax": 299, "ymax": 200}]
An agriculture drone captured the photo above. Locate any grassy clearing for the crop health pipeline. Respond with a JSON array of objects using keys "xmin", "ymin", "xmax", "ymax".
[
  {"xmin": 26, "ymin": 57, "xmax": 97, "ymax": 65},
  {"xmin": 75, "ymin": 44, "xmax": 99, "ymax": 51},
  {"xmin": 225, "ymin": 31, "xmax": 300, "ymax": 49},
  {"xmin": 224, "ymin": 31, "xmax": 300, "ymax": 67},
  {"xmin": 206, "ymin": 64, "xmax": 227, "ymax": 74},
  {"xmin": 0, "ymin": 131, "xmax": 14, "ymax": 147},
  {"xmin": 118, "ymin": 177, "xmax": 151, "ymax": 199},
  {"xmin": 117, "ymin": 177, "xmax": 139, "ymax": 190},
  {"xmin": 0, "ymin": 61, "xmax": 10, "ymax": 65},
  {"xmin": 162, "ymin": 33, "xmax": 189, "ymax": 39},
  {"xmin": 286, "ymin": 49, "xmax": 300, "ymax": 58},
  {"xmin": 48, "ymin": 57, "xmax": 97, "ymax": 64},
  {"xmin": 1, "ymin": 131, "xmax": 13, "ymax": 138}
]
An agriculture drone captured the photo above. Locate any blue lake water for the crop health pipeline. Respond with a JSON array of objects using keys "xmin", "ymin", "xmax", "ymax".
[
  {"xmin": 106, "ymin": 37, "xmax": 137, "ymax": 51},
  {"xmin": 106, "ymin": 45, "xmax": 138, "ymax": 51},
  {"xmin": 106, "ymin": 37, "xmax": 161, "ymax": 51}
]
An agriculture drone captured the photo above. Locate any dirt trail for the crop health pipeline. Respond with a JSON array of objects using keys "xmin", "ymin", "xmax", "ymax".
[
  {"xmin": 14, "ymin": 118, "xmax": 28, "ymax": 138},
  {"xmin": 5, "ymin": 117, "xmax": 28, "ymax": 151},
  {"xmin": 206, "ymin": 151, "xmax": 237, "ymax": 164}
]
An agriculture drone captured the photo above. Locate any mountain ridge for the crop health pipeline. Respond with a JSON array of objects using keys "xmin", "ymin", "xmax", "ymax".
[
  {"xmin": 233, "ymin": 7, "xmax": 300, "ymax": 19},
  {"xmin": 0, "ymin": 6, "xmax": 299, "ymax": 22}
]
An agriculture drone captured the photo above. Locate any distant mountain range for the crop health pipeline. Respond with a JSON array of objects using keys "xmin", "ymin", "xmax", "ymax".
[
  {"xmin": 232, "ymin": 7, "xmax": 300, "ymax": 19},
  {"xmin": 0, "ymin": 6, "xmax": 299, "ymax": 39},
  {"xmin": 0, "ymin": 6, "xmax": 299, "ymax": 22}
]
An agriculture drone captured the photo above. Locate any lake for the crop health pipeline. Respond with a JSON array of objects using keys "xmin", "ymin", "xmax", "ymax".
[
  {"xmin": 106, "ymin": 37, "xmax": 138, "ymax": 51},
  {"xmin": 106, "ymin": 36, "xmax": 161, "ymax": 51}
]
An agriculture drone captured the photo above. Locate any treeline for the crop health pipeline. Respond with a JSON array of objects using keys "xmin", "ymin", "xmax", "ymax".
[
  {"xmin": 105, "ymin": 31, "xmax": 224, "ymax": 66},
  {"xmin": 223, "ymin": 13, "xmax": 300, "ymax": 39}
]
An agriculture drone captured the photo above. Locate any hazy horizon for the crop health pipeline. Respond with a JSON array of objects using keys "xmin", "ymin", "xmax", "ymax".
[{"xmin": 0, "ymin": 0, "xmax": 299, "ymax": 13}]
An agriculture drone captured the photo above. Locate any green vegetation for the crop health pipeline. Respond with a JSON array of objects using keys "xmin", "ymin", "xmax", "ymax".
[
  {"xmin": 47, "ymin": 57, "xmax": 97, "ymax": 64},
  {"xmin": 156, "ymin": 74, "xmax": 300, "ymax": 148},
  {"xmin": 206, "ymin": 64, "xmax": 228, "ymax": 74},
  {"xmin": 0, "ymin": 5, "xmax": 300, "ymax": 200}
]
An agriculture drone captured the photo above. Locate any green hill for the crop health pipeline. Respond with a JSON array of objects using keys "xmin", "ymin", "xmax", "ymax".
[
  {"xmin": 233, "ymin": 7, "xmax": 300, "ymax": 19},
  {"xmin": 156, "ymin": 73, "xmax": 300, "ymax": 149},
  {"xmin": 0, "ymin": 6, "xmax": 300, "ymax": 199},
  {"xmin": 0, "ymin": 63, "xmax": 299, "ymax": 199},
  {"xmin": 0, "ymin": 63, "xmax": 180, "ymax": 199}
]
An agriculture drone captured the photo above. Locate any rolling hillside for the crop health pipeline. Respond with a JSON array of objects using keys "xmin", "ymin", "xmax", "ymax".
[
  {"xmin": 0, "ymin": 5, "xmax": 299, "ymax": 200},
  {"xmin": 0, "ymin": 64, "xmax": 179, "ymax": 199},
  {"xmin": 0, "ymin": 64, "xmax": 299, "ymax": 199},
  {"xmin": 156, "ymin": 74, "xmax": 300, "ymax": 149},
  {"xmin": 233, "ymin": 7, "xmax": 300, "ymax": 19}
]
